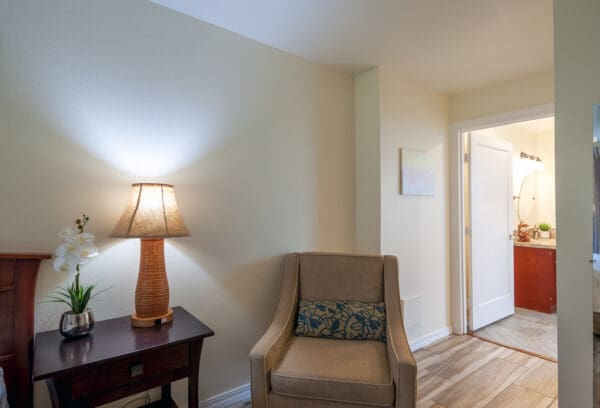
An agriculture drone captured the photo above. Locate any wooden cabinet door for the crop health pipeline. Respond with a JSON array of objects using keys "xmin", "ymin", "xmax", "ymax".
[{"xmin": 514, "ymin": 246, "xmax": 557, "ymax": 314}]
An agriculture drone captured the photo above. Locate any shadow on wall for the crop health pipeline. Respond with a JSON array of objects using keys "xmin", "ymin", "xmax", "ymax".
[
  {"xmin": 165, "ymin": 241, "xmax": 288, "ymax": 399},
  {"xmin": 8, "ymin": 91, "xmax": 354, "ymax": 405},
  {"xmin": 2, "ymin": 2, "xmax": 356, "ymax": 405},
  {"xmin": 2, "ymin": 50, "xmax": 354, "ymax": 408},
  {"xmin": 14, "ymin": 103, "xmax": 351, "ymax": 404},
  {"xmin": 168, "ymin": 240, "xmax": 286, "ymax": 345},
  {"xmin": 15, "ymin": 98, "xmax": 353, "ymax": 405}
]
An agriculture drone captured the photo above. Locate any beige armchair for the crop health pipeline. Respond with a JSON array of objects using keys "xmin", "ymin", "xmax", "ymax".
[{"xmin": 250, "ymin": 252, "xmax": 417, "ymax": 408}]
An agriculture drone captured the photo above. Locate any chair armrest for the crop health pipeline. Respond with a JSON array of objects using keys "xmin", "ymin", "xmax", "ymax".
[
  {"xmin": 384, "ymin": 255, "xmax": 417, "ymax": 408},
  {"xmin": 250, "ymin": 253, "xmax": 299, "ymax": 408}
]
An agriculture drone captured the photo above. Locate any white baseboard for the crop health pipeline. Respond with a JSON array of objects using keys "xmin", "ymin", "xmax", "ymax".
[
  {"xmin": 409, "ymin": 326, "xmax": 452, "ymax": 351},
  {"xmin": 199, "ymin": 383, "xmax": 251, "ymax": 408}
]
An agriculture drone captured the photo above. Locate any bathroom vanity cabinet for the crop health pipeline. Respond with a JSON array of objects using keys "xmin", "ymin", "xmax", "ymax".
[{"xmin": 514, "ymin": 244, "xmax": 557, "ymax": 314}]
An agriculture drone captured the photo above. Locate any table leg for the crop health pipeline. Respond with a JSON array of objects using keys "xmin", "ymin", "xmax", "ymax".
[
  {"xmin": 161, "ymin": 383, "xmax": 171, "ymax": 403},
  {"xmin": 46, "ymin": 376, "xmax": 77, "ymax": 408},
  {"xmin": 188, "ymin": 340, "xmax": 203, "ymax": 408}
]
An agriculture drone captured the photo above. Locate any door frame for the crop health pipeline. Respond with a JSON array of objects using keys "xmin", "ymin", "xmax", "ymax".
[{"xmin": 449, "ymin": 103, "xmax": 554, "ymax": 334}]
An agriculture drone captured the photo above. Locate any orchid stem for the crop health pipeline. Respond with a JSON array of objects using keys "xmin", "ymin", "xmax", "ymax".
[{"xmin": 75, "ymin": 266, "xmax": 80, "ymax": 292}]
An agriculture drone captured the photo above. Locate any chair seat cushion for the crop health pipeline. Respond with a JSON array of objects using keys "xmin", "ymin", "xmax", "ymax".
[{"xmin": 271, "ymin": 337, "xmax": 394, "ymax": 407}]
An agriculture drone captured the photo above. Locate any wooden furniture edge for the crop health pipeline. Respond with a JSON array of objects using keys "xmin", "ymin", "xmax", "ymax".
[
  {"xmin": 35, "ymin": 307, "xmax": 212, "ymax": 408},
  {"xmin": 32, "ymin": 307, "xmax": 214, "ymax": 382},
  {"xmin": 0, "ymin": 253, "xmax": 50, "ymax": 408},
  {"xmin": 0, "ymin": 253, "xmax": 52, "ymax": 260},
  {"xmin": 31, "ymin": 332, "xmax": 214, "ymax": 382}
]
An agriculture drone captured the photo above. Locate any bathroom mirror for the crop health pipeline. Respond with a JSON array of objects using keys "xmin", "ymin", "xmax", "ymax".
[{"xmin": 517, "ymin": 174, "xmax": 537, "ymax": 223}]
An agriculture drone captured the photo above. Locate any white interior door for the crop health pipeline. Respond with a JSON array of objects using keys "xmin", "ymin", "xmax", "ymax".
[{"xmin": 469, "ymin": 132, "xmax": 514, "ymax": 331}]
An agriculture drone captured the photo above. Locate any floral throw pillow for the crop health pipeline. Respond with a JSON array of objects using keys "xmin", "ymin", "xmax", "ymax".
[{"xmin": 295, "ymin": 300, "xmax": 386, "ymax": 342}]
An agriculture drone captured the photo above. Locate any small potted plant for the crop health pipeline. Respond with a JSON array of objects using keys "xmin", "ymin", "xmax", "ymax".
[
  {"xmin": 48, "ymin": 214, "xmax": 103, "ymax": 338},
  {"xmin": 539, "ymin": 222, "xmax": 552, "ymax": 239}
]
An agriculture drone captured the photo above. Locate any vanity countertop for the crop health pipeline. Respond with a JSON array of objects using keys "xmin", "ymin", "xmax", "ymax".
[{"xmin": 514, "ymin": 238, "xmax": 556, "ymax": 249}]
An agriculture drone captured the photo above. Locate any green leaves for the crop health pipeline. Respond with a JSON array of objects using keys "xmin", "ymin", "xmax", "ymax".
[
  {"xmin": 43, "ymin": 272, "xmax": 108, "ymax": 314},
  {"xmin": 539, "ymin": 222, "xmax": 552, "ymax": 231}
]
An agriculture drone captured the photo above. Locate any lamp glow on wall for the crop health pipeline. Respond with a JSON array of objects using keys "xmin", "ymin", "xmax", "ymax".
[{"xmin": 110, "ymin": 183, "xmax": 190, "ymax": 327}]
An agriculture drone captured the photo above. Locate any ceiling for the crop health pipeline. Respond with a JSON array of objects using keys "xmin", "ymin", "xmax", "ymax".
[{"xmin": 151, "ymin": 0, "xmax": 553, "ymax": 94}]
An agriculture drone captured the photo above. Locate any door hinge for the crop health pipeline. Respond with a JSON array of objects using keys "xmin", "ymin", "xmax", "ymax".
[
  {"xmin": 464, "ymin": 153, "xmax": 469, "ymax": 163},
  {"xmin": 465, "ymin": 226, "xmax": 471, "ymax": 236}
]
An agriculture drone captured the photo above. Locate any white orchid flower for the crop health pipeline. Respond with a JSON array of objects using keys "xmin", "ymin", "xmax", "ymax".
[
  {"xmin": 49, "ymin": 214, "xmax": 102, "ymax": 315},
  {"xmin": 53, "ymin": 254, "xmax": 78, "ymax": 274},
  {"xmin": 80, "ymin": 244, "xmax": 99, "ymax": 259},
  {"xmin": 53, "ymin": 225, "xmax": 99, "ymax": 273},
  {"xmin": 58, "ymin": 226, "xmax": 79, "ymax": 242},
  {"xmin": 77, "ymin": 232, "xmax": 96, "ymax": 245}
]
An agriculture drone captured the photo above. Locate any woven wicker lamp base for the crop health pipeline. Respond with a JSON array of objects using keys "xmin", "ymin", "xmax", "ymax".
[
  {"xmin": 131, "ymin": 238, "xmax": 174, "ymax": 327},
  {"xmin": 131, "ymin": 309, "xmax": 173, "ymax": 327}
]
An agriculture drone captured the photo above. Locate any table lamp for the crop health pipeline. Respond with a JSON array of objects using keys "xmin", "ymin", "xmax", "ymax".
[{"xmin": 110, "ymin": 183, "xmax": 190, "ymax": 327}]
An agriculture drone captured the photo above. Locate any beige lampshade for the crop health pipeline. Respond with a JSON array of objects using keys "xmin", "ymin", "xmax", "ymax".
[{"xmin": 110, "ymin": 183, "xmax": 190, "ymax": 238}]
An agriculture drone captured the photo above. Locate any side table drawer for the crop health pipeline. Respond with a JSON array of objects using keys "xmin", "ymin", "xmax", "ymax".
[{"xmin": 71, "ymin": 343, "xmax": 189, "ymax": 399}]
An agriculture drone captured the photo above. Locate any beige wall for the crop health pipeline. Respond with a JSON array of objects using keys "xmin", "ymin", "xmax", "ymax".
[
  {"xmin": 354, "ymin": 68, "xmax": 381, "ymax": 253},
  {"xmin": 535, "ymin": 130, "xmax": 556, "ymax": 227},
  {"xmin": 450, "ymin": 70, "xmax": 554, "ymax": 123},
  {"xmin": 378, "ymin": 68, "xmax": 451, "ymax": 341},
  {"xmin": 353, "ymin": 68, "xmax": 450, "ymax": 341},
  {"xmin": 554, "ymin": 0, "xmax": 600, "ymax": 406},
  {"xmin": 0, "ymin": 1, "xmax": 356, "ymax": 406}
]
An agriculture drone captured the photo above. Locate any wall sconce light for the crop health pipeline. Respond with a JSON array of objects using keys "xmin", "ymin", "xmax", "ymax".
[{"xmin": 520, "ymin": 151, "xmax": 545, "ymax": 172}]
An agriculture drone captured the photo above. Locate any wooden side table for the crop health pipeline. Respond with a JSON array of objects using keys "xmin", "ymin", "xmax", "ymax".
[{"xmin": 32, "ymin": 306, "xmax": 214, "ymax": 408}]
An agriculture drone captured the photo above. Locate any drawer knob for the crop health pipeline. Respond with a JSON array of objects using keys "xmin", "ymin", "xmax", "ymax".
[{"xmin": 130, "ymin": 363, "xmax": 144, "ymax": 378}]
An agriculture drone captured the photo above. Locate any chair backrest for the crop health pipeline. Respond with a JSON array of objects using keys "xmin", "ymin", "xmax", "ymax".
[{"xmin": 298, "ymin": 252, "xmax": 385, "ymax": 303}]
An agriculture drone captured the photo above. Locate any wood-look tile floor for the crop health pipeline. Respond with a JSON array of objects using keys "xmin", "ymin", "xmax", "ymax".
[
  {"xmin": 417, "ymin": 335, "xmax": 558, "ymax": 408},
  {"xmin": 473, "ymin": 308, "xmax": 557, "ymax": 360},
  {"xmin": 228, "ymin": 335, "xmax": 558, "ymax": 408}
]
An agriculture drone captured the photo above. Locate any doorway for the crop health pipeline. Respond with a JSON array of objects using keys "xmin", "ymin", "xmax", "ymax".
[{"xmin": 450, "ymin": 106, "xmax": 557, "ymax": 361}]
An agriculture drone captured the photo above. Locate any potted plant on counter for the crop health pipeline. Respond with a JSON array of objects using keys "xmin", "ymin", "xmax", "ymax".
[{"xmin": 539, "ymin": 222, "xmax": 552, "ymax": 239}]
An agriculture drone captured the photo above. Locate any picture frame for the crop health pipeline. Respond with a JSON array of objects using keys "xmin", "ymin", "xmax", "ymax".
[{"xmin": 399, "ymin": 148, "xmax": 435, "ymax": 196}]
